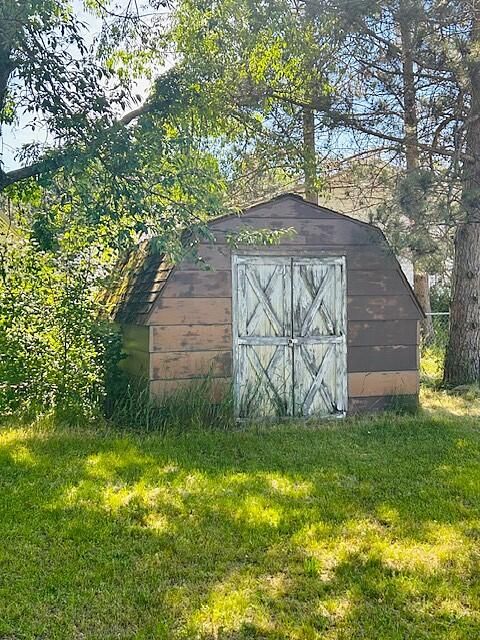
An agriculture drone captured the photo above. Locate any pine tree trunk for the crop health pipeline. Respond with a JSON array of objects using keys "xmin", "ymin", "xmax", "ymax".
[
  {"xmin": 399, "ymin": 7, "xmax": 434, "ymax": 341},
  {"xmin": 400, "ymin": 9, "xmax": 419, "ymax": 174},
  {"xmin": 444, "ymin": 11, "xmax": 480, "ymax": 385},
  {"xmin": 302, "ymin": 106, "xmax": 317, "ymax": 204},
  {"xmin": 414, "ymin": 270, "xmax": 434, "ymax": 342},
  {"xmin": 444, "ymin": 225, "xmax": 480, "ymax": 383}
]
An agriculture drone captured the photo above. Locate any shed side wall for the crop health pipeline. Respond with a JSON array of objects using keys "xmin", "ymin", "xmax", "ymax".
[
  {"xmin": 119, "ymin": 324, "xmax": 150, "ymax": 377},
  {"xmin": 148, "ymin": 198, "xmax": 420, "ymax": 410}
]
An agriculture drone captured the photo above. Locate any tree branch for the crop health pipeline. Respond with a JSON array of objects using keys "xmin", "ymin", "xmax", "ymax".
[
  {"xmin": 336, "ymin": 113, "xmax": 474, "ymax": 161},
  {"xmin": 266, "ymin": 88, "xmax": 474, "ymax": 162},
  {"xmin": 0, "ymin": 72, "xmax": 179, "ymax": 191}
]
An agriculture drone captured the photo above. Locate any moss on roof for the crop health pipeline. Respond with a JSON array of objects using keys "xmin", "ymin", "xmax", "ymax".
[{"xmin": 104, "ymin": 240, "xmax": 173, "ymax": 325}]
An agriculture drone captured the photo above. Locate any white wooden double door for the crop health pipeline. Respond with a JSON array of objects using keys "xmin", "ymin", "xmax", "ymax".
[{"xmin": 233, "ymin": 255, "xmax": 347, "ymax": 418}]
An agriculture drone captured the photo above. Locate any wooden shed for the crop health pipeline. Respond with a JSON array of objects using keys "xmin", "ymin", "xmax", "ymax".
[{"xmin": 111, "ymin": 194, "xmax": 424, "ymax": 418}]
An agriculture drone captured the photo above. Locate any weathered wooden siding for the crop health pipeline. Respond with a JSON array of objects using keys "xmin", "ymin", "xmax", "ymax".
[
  {"xmin": 180, "ymin": 244, "xmax": 397, "ymax": 271},
  {"xmin": 348, "ymin": 371, "xmax": 419, "ymax": 397},
  {"xmin": 150, "ymin": 324, "xmax": 231, "ymax": 352},
  {"xmin": 150, "ymin": 350, "xmax": 231, "ymax": 380},
  {"xmin": 146, "ymin": 195, "xmax": 421, "ymax": 411},
  {"xmin": 119, "ymin": 324, "xmax": 149, "ymax": 377},
  {"xmin": 149, "ymin": 298, "xmax": 231, "ymax": 325},
  {"xmin": 150, "ymin": 378, "xmax": 230, "ymax": 402},
  {"xmin": 348, "ymin": 345, "xmax": 418, "ymax": 372}
]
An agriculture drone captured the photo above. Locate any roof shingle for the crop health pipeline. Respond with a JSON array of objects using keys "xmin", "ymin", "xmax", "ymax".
[{"xmin": 105, "ymin": 240, "xmax": 172, "ymax": 325}]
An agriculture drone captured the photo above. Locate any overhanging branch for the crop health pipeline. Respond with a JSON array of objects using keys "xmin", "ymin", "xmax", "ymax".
[{"xmin": 0, "ymin": 71, "xmax": 178, "ymax": 191}]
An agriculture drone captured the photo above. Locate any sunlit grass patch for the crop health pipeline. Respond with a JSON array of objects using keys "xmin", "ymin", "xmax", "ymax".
[
  {"xmin": 421, "ymin": 345, "xmax": 445, "ymax": 384},
  {"xmin": 421, "ymin": 386, "xmax": 480, "ymax": 417},
  {"xmin": 188, "ymin": 571, "xmax": 270, "ymax": 638},
  {"xmin": 1, "ymin": 388, "xmax": 480, "ymax": 638}
]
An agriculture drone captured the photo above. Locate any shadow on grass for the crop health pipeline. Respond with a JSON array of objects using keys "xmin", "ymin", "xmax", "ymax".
[{"xmin": 1, "ymin": 410, "xmax": 480, "ymax": 639}]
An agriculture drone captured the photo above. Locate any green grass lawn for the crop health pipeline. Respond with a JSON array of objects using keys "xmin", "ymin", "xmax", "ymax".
[{"xmin": 2, "ymin": 390, "xmax": 480, "ymax": 639}]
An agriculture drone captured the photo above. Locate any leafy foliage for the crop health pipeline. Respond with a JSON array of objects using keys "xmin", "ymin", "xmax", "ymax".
[
  {"xmin": 0, "ymin": 100, "xmax": 227, "ymax": 417},
  {"xmin": 0, "ymin": 0, "xmax": 123, "ymax": 152},
  {"xmin": 372, "ymin": 169, "xmax": 456, "ymax": 272},
  {"xmin": 172, "ymin": 0, "xmax": 339, "ymax": 199},
  {"xmin": 0, "ymin": 1, "xmax": 230, "ymax": 419},
  {"xmin": 0, "ymin": 240, "xmax": 104, "ymax": 418}
]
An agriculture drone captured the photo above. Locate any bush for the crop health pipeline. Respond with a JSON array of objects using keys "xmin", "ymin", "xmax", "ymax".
[
  {"xmin": 93, "ymin": 322, "xmax": 128, "ymax": 418},
  {"xmin": 421, "ymin": 345, "xmax": 445, "ymax": 386},
  {"xmin": 0, "ymin": 241, "xmax": 116, "ymax": 421},
  {"xmin": 430, "ymin": 284, "xmax": 450, "ymax": 312}
]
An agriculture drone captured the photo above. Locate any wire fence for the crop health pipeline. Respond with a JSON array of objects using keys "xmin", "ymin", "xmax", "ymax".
[
  {"xmin": 422, "ymin": 312, "xmax": 450, "ymax": 349},
  {"xmin": 421, "ymin": 312, "xmax": 449, "ymax": 381}
]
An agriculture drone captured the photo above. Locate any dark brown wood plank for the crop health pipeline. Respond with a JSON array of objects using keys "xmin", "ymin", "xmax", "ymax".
[
  {"xmin": 348, "ymin": 345, "xmax": 418, "ymax": 373},
  {"xmin": 209, "ymin": 219, "xmax": 383, "ymax": 246},
  {"xmin": 178, "ymin": 244, "xmax": 232, "ymax": 271},
  {"xmin": 151, "ymin": 350, "xmax": 232, "ymax": 380},
  {"xmin": 150, "ymin": 324, "xmax": 232, "ymax": 352},
  {"xmin": 161, "ymin": 270, "xmax": 232, "ymax": 298},
  {"xmin": 186, "ymin": 244, "xmax": 397, "ymax": 271},
  {"xmin": 347, "ymin": 270, "xmax": 409, "ymax": 295},
  {"xmin": 149, "ymin": 298, "xmax": 232, "ymax": 325},
  {"xmin": 347, "ymin": 295, "xmax": 421, "ymax": 320},
  {"xmin": 210, "ymin": 197, "xmax": 340, "ymax": 220},
  {"xmin": 348, "ymin": 320, "xmax": 419, "ymax": 346}
]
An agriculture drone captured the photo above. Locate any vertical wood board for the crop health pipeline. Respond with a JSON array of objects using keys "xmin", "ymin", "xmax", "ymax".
[
  {"xmin": 232, "ymin": 254, "xmax": 347, "ymax": 418},
  {"xmin": 292, "ymin": 257, "xmax": 347, "ymax": 416}
]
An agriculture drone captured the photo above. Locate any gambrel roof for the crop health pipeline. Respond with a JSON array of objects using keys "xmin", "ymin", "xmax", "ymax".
[{"xmin": 107, "ymin": 193, "xmax": 424, "ymax": 326}]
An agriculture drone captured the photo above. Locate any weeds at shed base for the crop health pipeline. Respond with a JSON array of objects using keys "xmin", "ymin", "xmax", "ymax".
[{"xmin": 109, "ymin": 376, "xmax": 235, "ymax": 432}]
